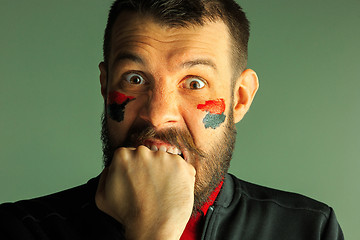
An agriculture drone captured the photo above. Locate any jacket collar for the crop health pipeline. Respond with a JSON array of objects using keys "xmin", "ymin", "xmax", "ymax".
[{"xmin": 214, "ymin": 173, "xmax": 237, "ymax": 208}]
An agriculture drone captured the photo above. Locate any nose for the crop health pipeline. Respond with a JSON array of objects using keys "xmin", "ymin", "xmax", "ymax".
[{"xmin": 139, "ymin": 85, "xmax": 181, "ymax": 128}]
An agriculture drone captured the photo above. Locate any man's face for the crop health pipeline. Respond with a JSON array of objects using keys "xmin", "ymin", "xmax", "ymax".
[{"xmin": 100, "ymin": 13, "xmax": 239, "ymax": 213}]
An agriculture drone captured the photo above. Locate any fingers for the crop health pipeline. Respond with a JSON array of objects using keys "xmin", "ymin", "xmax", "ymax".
[{"xmin": 94, "ymin": 145, "xmax": 196, "ymax": 239}]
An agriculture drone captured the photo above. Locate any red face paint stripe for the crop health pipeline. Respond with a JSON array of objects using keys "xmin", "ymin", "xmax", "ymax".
[
  {"xmin": 108, "ymin": 91, "xmax": 135, "ymax": 104},
  {"xmin": 197, "ymin": 99, "xmax": 225, "ymax": 114}
]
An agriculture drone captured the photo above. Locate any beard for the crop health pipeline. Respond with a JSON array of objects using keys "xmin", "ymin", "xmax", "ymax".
[{"xmin": 100, "ymin": 110, "xmax": 237, "ymax": 216}]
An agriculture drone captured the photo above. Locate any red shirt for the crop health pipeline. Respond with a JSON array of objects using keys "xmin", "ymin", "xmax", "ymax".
[{"xmin": 180, "ymin": 181, "xmax": 223, "ymax": 240}]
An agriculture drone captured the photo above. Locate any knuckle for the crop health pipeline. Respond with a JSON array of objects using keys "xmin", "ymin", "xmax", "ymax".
[
  {"xmin": 113, "ymin": 147, "xmax": 127, "ymax": 156},
  {"xmin": 110, "ymin": 148, "xmax": 131, "ymax": 172},
  {"xmin": 137, "ymin": 145, "xmax": 148, "ymax": 151}
]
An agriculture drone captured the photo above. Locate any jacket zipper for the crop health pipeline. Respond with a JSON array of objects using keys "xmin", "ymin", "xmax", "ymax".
[{"xmin": 201, "ymin": 206, "xmax": 215, "ymax": 240}]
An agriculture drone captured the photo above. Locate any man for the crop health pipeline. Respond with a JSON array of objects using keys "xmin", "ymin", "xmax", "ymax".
[{"xmin": 0, "ymin": 0, "xmax": 344, "ymax": 239}]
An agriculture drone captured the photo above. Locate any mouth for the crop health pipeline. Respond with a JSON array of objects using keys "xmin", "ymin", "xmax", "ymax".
[{"xmin": 142, "ymin": 139, "xmax": 186, "ymax": 160}]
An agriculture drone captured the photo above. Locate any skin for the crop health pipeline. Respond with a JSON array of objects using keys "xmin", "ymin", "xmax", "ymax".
[{"xmin": 96, "ymin": 12, "xmax": 258, "ymax": 240}]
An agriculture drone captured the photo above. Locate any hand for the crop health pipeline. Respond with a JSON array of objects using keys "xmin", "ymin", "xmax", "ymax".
[{"xmin": 95, "ymin": 145, "xmax": 196, "ymax": 240}]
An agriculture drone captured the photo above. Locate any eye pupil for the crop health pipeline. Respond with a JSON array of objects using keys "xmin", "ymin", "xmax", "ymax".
[
  {"xmin": 130, "ymin": 75, "xmax": 142, "ymax": 84},
  {"xmin": 190, "ymin": 81, "xmax": 200, "ymax": 89}
]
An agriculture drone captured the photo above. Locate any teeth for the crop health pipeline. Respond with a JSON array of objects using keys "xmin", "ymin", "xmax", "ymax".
[
  {"xmin": 167, "ymin": 147, "xmax": 175, "ymax": 154},
  {"xmin": 173, "ymin": 148, "xmax": 181, "ymax": 155},
  {"xmin": 158, "ymin": 146, "xmax": 167, "ymax": 152},
  {"xmin": 149, "ymin": 145, "xmax": 182, "ymax": 156},
  {"xmin": 168, "ymin": 147, "xmax": 179, "ymax": 155}
]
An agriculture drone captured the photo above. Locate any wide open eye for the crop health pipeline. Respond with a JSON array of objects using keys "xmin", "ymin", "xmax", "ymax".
[
  {"xmin": 183, "ymin": 77, "xmax": 206, "ymax": 90},
  {"xmin": 124, "ymin": 72, "xmax": 145, "ymax": 85}
]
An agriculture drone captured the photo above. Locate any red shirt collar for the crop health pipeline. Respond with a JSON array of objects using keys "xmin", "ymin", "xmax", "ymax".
[{"xmin": 180, "ymin": 180, "xmax": 224, "ymax": 240}]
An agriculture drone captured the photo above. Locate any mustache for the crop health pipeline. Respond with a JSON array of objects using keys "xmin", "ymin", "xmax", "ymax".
[{"xmin": 123, "ymin": 124, "xmax": 205, "ymax": 158}]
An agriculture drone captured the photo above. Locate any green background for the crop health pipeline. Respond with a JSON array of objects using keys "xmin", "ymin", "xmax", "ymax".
[{"xmin": 0, "ymin": 0, "xmax": 359, "ymax": 238}]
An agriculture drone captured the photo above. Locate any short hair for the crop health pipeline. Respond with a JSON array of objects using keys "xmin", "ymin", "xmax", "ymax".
[{"xmin": 103, "ymin": 0, "xmax": 250, "ymax": 79}]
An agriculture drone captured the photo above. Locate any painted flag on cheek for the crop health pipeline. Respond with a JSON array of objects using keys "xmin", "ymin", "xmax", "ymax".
[
  {"xmin": 107, "ymin": 91, "xmax": 135, "ymax": 122},
  {"xmin": 197, "ymin": 99, "xmax": 226, "ymax": 129}
]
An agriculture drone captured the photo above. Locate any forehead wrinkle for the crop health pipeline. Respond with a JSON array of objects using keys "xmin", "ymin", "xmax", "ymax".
[
  {"xmin": 111, "ymin": 22, "xmax": 195, "ymax": 47},
  {"xmin": 112, "ymin": 12, "xmax": 230, "ymax": 48},
  {"xmin": 110, "ymin": 36, "xmax": 159, "ymax": 70},
  {"xmin": 112, "ymin": 20, "xmax": 222, "ymax": 50},
  {"xmin": 165, "ymin": 45, "xmax": 220, "ymax": 75},
  {"xmin": 113, "ymin": 34, "xmax": 205, "ymax": 53},
  {"xmin": 110, "ymin": 15, "xmax": 231, "ymax": 77}
]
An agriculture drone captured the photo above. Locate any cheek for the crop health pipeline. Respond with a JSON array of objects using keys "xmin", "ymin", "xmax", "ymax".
[
  {"xmin": 107, "ymin": 91, "xmax": 135, "ymax": 122},
  {"xmin": 197, "ymin": 99, "xmax": 226, "ymax": 129}
]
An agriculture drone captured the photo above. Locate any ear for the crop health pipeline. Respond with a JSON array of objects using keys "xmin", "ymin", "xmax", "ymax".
[
  {"xmin": 99, "ymin": 62, "xmax": 107, "ymax": 100},
  {"xmin": 232, "ymin": 69, "xmax": 259, "ymax": 123}
]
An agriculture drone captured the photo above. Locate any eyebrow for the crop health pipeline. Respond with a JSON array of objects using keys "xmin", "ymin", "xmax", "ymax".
[
  {"xmin": 112, "ymin": 52, "xmax": 144, "ymax": 69},
  {"xmin": 181, "ymin": 59, "xmax": 218, "ymax": 72},
  {"xmin": 112, "ymin": 52, "xmax": 217, "ymax": 73}
]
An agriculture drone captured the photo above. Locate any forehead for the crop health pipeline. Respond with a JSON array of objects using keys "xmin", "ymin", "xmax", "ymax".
[{"xmin": 109, "ymin": 12, "xmax": 232, "ymax": 74}]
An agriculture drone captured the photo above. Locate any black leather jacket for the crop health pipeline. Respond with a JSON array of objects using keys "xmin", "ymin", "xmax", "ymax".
[
  {"xmin": 0, "ymin": 174, "xmax": 344, "ymax": 239},
  {"xmin": 201, "ymin": 174, "xmax": 343, "ymax": 239}
]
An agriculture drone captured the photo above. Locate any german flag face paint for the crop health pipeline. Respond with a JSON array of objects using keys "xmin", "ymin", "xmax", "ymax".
[
  {"xmin": 197, "ymin": 99, "xmax": 226, "ymax": 129},
  {"xmin": 107, "ymin": 91, "xmax": 135, "ymax": 122}
]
